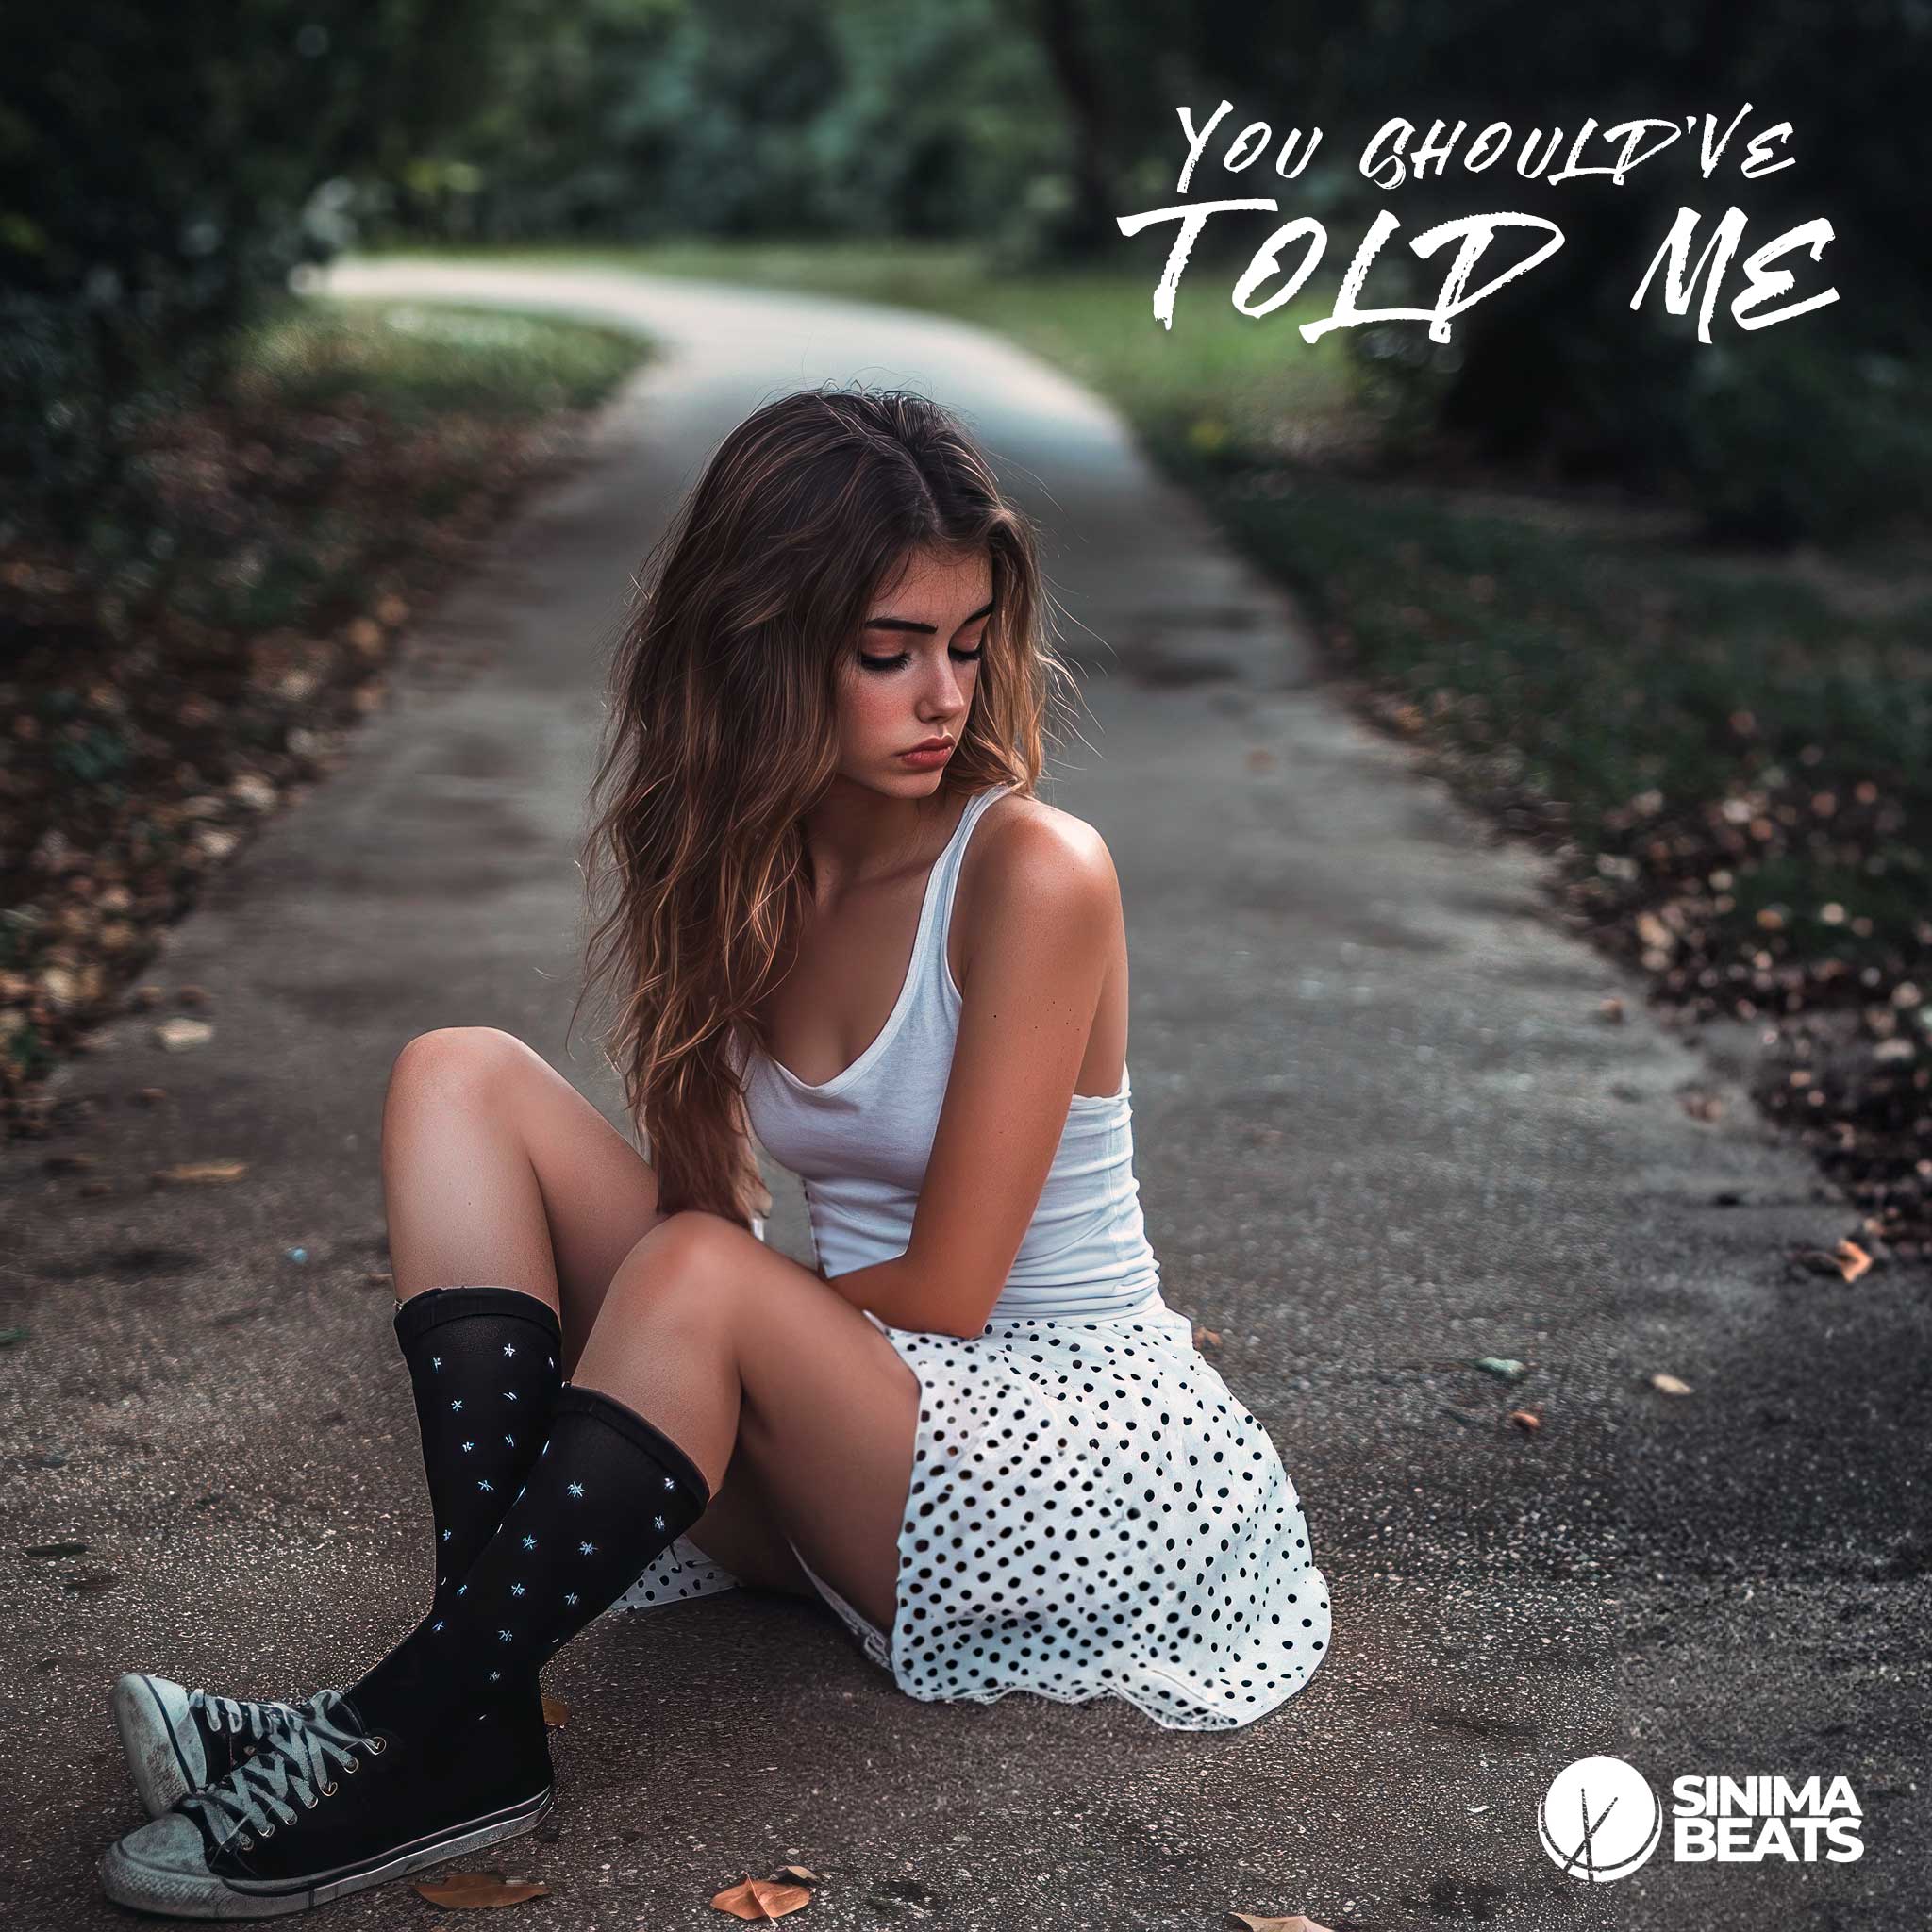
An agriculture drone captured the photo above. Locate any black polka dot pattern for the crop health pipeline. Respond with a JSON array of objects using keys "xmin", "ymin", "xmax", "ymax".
[{"xmin": 614, "ymin": 1299, "xmax": 1330, "ymax": 1731}]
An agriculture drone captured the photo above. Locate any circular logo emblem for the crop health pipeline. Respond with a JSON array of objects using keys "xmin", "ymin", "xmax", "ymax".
[{"xmin": 1538, "ymin": 1756, "xmax": 1662, "ymax": 1883}]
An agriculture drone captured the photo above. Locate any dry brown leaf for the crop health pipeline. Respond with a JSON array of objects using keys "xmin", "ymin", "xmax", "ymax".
[
  {"xmin": 1795, "ymin": 1247, "xmax": 1851, "ymax": 1277},
  {"xmin": 152, "ymin": 1160, "xmax": 248, "ymax": 1186},
  {"xmin": 1507, "ymin": 1408, "xmax": 1541, "ymax": 1431},
  {"xmin": 412, "ymin": 1870, "xmax": 549, "ymax": 1909},
  {"xmin": 541, "ymin": 1693, "xmax": 568, "ymax": 1728},
  {"xmin": 1227, "ymin": 1915, "xmax": 1334, "ymax": 1931},
  {"xmin": 712, "ymin": 1873, "xmax": 815, "ymax": 1920},
  {"xmin": 1650, "ymin": 1372, "xmax": 1693, "ymax": 1396},
  {"xmin": 1835, "ymin": 1239, "xmax": 1873, "ymax": 1283}
]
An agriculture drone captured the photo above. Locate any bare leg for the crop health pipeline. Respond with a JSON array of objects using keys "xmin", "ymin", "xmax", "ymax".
[
  {"xmin": 571, "ymin": 1211, "xmax": 923, "ymax": 1636},
  {"xmin": 377, "ymin": 1026, "xmax": 815, "ymax": 1597}
]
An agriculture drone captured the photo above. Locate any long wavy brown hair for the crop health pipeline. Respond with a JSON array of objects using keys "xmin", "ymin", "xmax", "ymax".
[{"xmin": 572, "ymin": 387, "xmax": 1084, "ymax": 1230}]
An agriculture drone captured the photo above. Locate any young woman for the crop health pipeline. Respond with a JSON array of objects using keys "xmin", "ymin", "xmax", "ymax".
[{"xmin": 98, "ymin": 389, "xmax": 1331, "ymax": 1917}]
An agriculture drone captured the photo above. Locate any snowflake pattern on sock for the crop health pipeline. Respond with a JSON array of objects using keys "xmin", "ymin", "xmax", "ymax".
[
  {"xmin": 351, "ymin": 1385, "xmax": 711, "ymax": 1735},
  {"xmin": 394, "ymin": 1286, "xmax": 564, "ymax": 1624}
]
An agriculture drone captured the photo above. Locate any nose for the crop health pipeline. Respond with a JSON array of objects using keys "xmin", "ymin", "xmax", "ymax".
[{"xmin": 922, "ymin": 656, "xmax": 971, "ymax": 722}]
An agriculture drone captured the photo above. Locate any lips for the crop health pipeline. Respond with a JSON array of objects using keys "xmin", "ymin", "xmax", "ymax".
[{"xmin": 903, "ymin": 739, "xmax": 953, "ymax": 754}]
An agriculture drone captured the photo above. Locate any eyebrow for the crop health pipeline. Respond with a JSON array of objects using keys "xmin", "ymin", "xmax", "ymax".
[{"xmin": 863, "ymin": 598, "xmax": 995, "ymax": 636}]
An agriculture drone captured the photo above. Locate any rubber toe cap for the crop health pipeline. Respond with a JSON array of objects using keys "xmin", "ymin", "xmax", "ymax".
[{"xmin": 98, "ymin": 1812, "xmax": 222, "ymax": 1914}]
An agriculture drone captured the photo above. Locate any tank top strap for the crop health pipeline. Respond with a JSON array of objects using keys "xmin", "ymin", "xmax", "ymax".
[{"xmin": 921, "ymin": 781, "xmax": 1014, "ymax": 1003}]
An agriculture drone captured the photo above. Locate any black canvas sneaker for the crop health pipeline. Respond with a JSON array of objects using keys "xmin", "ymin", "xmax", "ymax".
[
  {"xmin": 97, "ymin": 1687, "xmax": 554, "ymax": 1918},
  {"xmin": 109, "ymin": 1674, "xmax": 336, "ymax": 1819}
]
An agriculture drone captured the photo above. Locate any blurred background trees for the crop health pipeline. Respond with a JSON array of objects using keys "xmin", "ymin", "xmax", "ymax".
[{"xmin": 5, "ymin": 0, "xmax": 1926, "ymax": 555}]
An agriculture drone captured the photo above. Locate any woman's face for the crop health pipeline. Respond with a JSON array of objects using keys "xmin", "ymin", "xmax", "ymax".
[{"xmin": 833, "ymin": 546, "xmax": 991, "ymax": 793}]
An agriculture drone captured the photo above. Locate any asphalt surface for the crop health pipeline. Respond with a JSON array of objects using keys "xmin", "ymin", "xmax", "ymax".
[{"xmin": 4, "ymin": 260, "xmax": 1924, "ymax": 1931}]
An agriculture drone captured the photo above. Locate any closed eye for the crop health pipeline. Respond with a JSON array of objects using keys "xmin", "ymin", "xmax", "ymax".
[{"xmin": 860, "ymin": 643, "xmax": 985, "ymax": 673}]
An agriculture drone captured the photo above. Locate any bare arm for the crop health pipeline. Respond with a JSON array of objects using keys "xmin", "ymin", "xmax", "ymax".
[{"xmin": 822, "ymin": 813, "xmax": 1117, "ymax": 1339}]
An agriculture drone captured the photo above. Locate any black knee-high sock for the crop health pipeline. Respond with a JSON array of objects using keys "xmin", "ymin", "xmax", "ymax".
[
  {"xmin": 394, "ymin": 1287, "xmax": 564, "ymax": 1624},
  {"xmin": 345, "ymin": 1385, "xmax": 711, "ymax": 1742}
]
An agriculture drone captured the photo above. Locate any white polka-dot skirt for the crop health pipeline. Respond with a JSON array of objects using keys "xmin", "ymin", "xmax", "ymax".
[{"xmin": 612, "ymin": 1296, "xmax": 1330, "ymax": 1730}]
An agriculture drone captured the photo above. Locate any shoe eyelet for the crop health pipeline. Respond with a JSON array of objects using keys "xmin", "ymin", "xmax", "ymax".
[
  {"xmin": 321, "ymin": 1781, "xmax": 337, "ymax": 1797},
  {"xmin": 237, "ymin": 1836, "xmax": 253, "ymax": 1850},
  {"xmin": 343, "ymin": 1757, "xmax": 359, "ymax": 1774},
  {"xmin": 258, "ymin": 1824, "xmax": 275, "ymax": 1838},
  {"xmin": 368, "ymin": 1737, "xmax": 388, "ymax": 1754}
]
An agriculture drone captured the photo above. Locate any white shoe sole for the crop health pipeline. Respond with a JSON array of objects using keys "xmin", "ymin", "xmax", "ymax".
[
  {"xmin": 109, "ymin": 1673, "xmax": 199, "ymax": 1820},
  {"xmin": 98, "ymin": 1782, "xmax": 555, "ymax": 1919}
]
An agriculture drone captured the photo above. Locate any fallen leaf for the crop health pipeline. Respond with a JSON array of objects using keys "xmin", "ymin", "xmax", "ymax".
[
  {"xmin": 1227, "ymin": 1915, "xmax": 1334, "ymax": 1931},
  {"xmin": 1507, "ymin": 1408, "xmax": 1541, "ymax": 1431},
  {"xmin": 712, "ymin": 1874, "xmax": 814, "ymax": 1920},
  {"xmin": 1650, "ymin": 1373, "xmax": 1693, "ymax": 1396},
  {"xmin": 152, "ymin": 1161, "xmax": 248, "ymax": 1185},
  {"xmin": 1835, "ymin": 1239, "xmax": 1872, "ymax": 1283},
  {"xmin": 1794, "ymin": 1248, "xmax": 1850, "ymax": 1278},
  {"xmin": 1472, "ymin": 1357, "xmax": 1527, "ymax": 1382},
  {"xmin": 541, "ymin": 1693, "xmax": 568, "ymax": 1728},
  {"xmin": 412, "ymin": 1871, "xmax": 549, "ymax": 1909},
  {"xmin": 155, "ymin": 1017, "xmax": 213, "ymax": 1052}
]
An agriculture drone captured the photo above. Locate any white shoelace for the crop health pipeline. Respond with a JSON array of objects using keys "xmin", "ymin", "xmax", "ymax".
[
  {"xmin": 187, "ymin": 1689, "xmax": 307, "ymax": 1745},
  {"xmin": 178, "ymin": 1690, "xmax": 383, "ymax": 1844}
]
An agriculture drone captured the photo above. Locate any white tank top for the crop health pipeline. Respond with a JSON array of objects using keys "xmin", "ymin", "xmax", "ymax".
[{"xmin": 736, "ymin": 781, "xmax": 1165, "ymax": 1324}]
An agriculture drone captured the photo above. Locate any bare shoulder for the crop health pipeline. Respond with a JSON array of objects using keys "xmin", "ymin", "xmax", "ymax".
[
  {"xmin": 952, "ymin": 792, "xmax": 1120, "ymax": 991},
  {"xmin": 976, "ymin": 791, "xmax": 1115, "ymax": 882}
]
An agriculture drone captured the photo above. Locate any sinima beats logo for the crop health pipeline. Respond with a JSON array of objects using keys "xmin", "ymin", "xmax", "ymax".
[
  {"xmin": 1539, "ymin": 1757, "xmax": 1866, "ymax": 1881},
  {"xmin": 1539, "ymin": 1757, "xmax": 1663, "ymax": 1883}
]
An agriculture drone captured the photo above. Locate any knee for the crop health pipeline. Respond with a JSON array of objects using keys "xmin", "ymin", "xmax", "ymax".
[
  {"xmin": 388, "ymin": 1025, "xmax": 532, "ymax": 1108},
  {"xmin": 608, "ymin": 1210, "xmax": 742, "ymax": 1302}
]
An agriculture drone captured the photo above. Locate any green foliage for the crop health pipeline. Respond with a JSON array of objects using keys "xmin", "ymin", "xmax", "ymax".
[
  {"xmin": 1162, "ymin": 0, "xmax": 1932, "ymax": 546},
  {"xmin": 358, "ymin": 0, "xmax": 1071, "ymax": 257},
  {"xmin": 0, "ymin": 2, "xmax": 513, "ymax": 545},
  {"xmin": 8, "ymin": 0, "xmax": 1922, "ymax": 551}
]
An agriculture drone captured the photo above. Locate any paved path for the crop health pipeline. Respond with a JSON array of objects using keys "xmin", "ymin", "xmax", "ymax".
[{"xmin": 4, "ymin": 260, "xmax": 1922, "ymax": 1929}]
